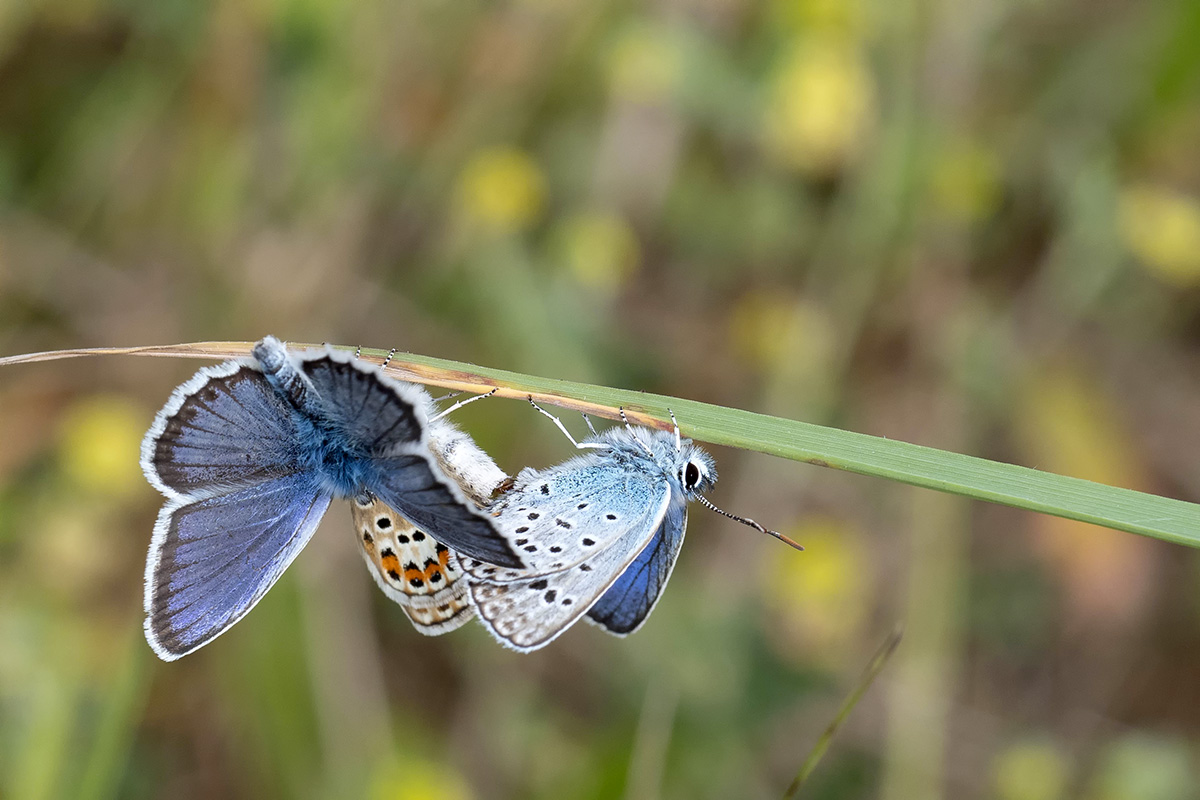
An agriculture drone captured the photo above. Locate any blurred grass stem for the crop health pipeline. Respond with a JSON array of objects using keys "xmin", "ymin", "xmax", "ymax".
[{"xmin": 783, "ymin": 626, "xmax": 903, "ymax": 798}]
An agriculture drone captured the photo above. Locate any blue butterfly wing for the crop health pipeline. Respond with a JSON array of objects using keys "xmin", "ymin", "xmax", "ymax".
[
  {"xmin": 366, "ymin": 454, "xmax": 523, "ymax": 568},
  {"xmin": 585, "ymin": 491, "xmax": 687, "ymax": 635},
  {"xmin": 299, "ymin": 354, "xmax": 427, "ymax": 454},
  {"xmin": 145, "ymin": 473, "xmax": 331, "ymax": 660},
  {"xmin": 300, "ymin": 352, "xmax": 522, "ymax": 569},
  {"xmin": 142, "ymin": 361, "xmax": 305, "ymax": 497}
]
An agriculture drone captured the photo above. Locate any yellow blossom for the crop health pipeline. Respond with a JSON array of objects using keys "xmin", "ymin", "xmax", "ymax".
[
  {"xmin": 370, "ymin": 757, "xmax": 474, "ymax": 800},
  {"xmin": 553, "ymin": 210, "xmax": 639, "ymax": 293},
  {"xmin": 58, "ymin": 395, "xmax": 146, "ymax": 499},
  {"xmin": 930, "ymin": 140, "xmax": 1002, "ymax": 223},
  {"xmin": 456, "ymin": 146, "xmax": 546, "ymax": 232},
  {"xmin": 771, "ymin": 0, "xmax": 869, "ymax": 39},
  {"xmin": 1013, "ymin": 365, "xmax": 1154, "ymax": 627},
  {"xmin": 606, "ymin": 25, "xmax": 683, "ymax": 104},
  {"xmin": 763, "ymin": 37, "xmax": 873, "ymax": 175},
  {"xmin": 729, "ymin": 293, "xmax": 835, "ymax": 374},
  {"xmin": 993, "ymin": 738, "xmax": 1069, "ymax": 800},
  {"xmin": 762, "ymin": 517, "xmax": 870, "ymax": 667},
  {"xmin": 1118, "ymin": 184, "xmax": 1200, "ymax": 286}
]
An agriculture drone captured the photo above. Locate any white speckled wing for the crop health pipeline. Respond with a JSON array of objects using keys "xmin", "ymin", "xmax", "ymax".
[
  {"xmin": 468, "ymin": 483, "xmax": 672, "ymax": 651},
  {"xmin": 461, "ymin": 455, "xmax": 668, "ymax": 582}
]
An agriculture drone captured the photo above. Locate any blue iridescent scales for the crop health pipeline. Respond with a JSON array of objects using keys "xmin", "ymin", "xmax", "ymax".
[{"xmin": 141, "ymin": 336, "xmax": 795, "ymax": 659}]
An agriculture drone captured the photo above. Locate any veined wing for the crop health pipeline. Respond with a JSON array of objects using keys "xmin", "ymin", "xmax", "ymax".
[
  {"xmin": 142, "ymin": 361, "xmax": 304, "ymax": 499},
  {"xmin": 145, "ymin": 473, "xmax": 331, "ymax": 660}
]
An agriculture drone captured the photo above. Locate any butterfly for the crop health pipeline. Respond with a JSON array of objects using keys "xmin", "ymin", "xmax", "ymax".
[
  {"xmin": 463, "ymin": 405, "xmax": 801, "ymax": 652},
  {"xmin": 141, "ymin": 336, "xmax": 522, "ymax": 660},
  {"xmin": 351, "ymin": 405, "xmax": 511, "ymax": 635}
]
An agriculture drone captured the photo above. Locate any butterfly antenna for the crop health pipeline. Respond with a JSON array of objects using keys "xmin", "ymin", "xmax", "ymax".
[
  {"xmin": 696, "ymin": 495, "xmax": 804, "ymax": 551},
  {"xmin": 354, "ymin": 345, "xmax": 362, "ymax": 359},
  {"xmin": 432, "ymin": 388, "xmax": 496, "ymax": 422},
  {"xmin": 381, "ymin": 347, "xmax": 397, "ymax": 369},
  {"xmin": 530, "ymin": 397, "xmax": 610, "ymax": 451},
  {"xmin": 620, "ymin": 407, "xmax": 655, "ymax": 456},
  {"xmin": 668, "ymin": 408, "xmax": 681, "ymax": 453}
]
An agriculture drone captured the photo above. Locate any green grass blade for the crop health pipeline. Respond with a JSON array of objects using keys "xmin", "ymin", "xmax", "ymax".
[
  {"xmin": 359, "ymin": 347, "xmax": 1200, "ymax": 550},
  {"xmin": 3, "ymin": 341, "xmax": 1200, "ymax": 549}
]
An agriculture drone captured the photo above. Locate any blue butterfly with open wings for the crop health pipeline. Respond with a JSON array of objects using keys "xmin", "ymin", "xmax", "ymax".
[{"xmin": 140, "ymin": 336, "xmax": 522, "ymax": 660}]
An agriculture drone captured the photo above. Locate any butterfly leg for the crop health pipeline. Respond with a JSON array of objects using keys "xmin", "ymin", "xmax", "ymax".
[
  {"xmin": 432, "ymin": 388, "xmax": 497, "ymax": 422},
  {"xmin": 529, "ymin": 398, "xmax": 609, "ymax": 451},
  {"xmin": 619, "ymin": 408, "xmax": 654, "ymax": 455},
  {"xmin": 668, "ymin": 408, "xmax": 681, "ymax": 453},
  {"xmin": 581, "ymin": 413, "xmax": 598, "ymax": 436}
]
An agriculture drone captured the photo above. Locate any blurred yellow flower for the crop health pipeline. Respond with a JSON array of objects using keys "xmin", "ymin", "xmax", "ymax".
[
  {"xmin": 729, "ymin": 293, "xmax": 835, "ymax": 374},
  {"xmin": 761, "ymin": 517, "xmax": 870, "ymax": 667},
  {"xmin": 606, "ymin": 24, "xmax": 683, "ymax": 104},
  {"xmin": 993, "ymin": 738, "xmax": 1069, "ymax": 800},
  {"xmin": 771, "ymin": 0, "xmax": 868, "ymax": 38},
  {"xmin": 1118, "ymin": 185, "xmax": 1200, "ymax": 286},
  {"xmin": 763, "ymin": 37, "xmax": 874, "ymax": 175},
  {"xmin": 553, "ymin": 210, "xmax": 639, "ymax": 293},
  {"xmin": 456, "ymin": 146, "xmax": 547, "ymax": 232},
  {"xmin": 370, "ymin": 757, "xmax": 474, "ymax": 800},
  {"xmin": 930, "ymin": 140, "xmax": 1003, "ymax": 223},
  {"xmin": 58, "ymin": 395, "xmax": 145, "ymax": 499},
  {"xmin": 1013, "ymin": 365, "xmax": 1154, "ymax": 627}
]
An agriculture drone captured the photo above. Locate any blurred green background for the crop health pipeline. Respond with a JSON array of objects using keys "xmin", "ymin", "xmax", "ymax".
[{"xmin": 2, "ymin": 0, "xmax": 1200, "ymax": 797}]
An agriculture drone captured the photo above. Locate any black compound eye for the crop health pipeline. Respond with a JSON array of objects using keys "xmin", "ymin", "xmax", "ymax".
[{"xmin": 685, "ymin": 462, "xmax": 701, "ymax": 488}]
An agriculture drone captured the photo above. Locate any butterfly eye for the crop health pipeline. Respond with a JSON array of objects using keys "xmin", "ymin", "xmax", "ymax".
[{"xmin": 684, "ymin": 462, "xmax": 701, "ymax": 488}]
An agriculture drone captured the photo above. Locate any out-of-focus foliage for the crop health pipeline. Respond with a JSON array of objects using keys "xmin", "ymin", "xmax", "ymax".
[{"xmin": 1, "ymin": 0, "xmax": 1199, "ymax": 797}]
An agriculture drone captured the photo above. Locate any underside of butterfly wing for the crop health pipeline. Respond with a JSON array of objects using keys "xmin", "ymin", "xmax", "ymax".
[
  {"xmin": 351, "ymin": 494, "xmax": 474, "ymax": 635},
  {"xmin": 461, "ymin": 456, "xmax": 665, "ymax": 581},
  {"xmin": 468, "ymin": 486, "xmax": 673, "ymax": 652}
]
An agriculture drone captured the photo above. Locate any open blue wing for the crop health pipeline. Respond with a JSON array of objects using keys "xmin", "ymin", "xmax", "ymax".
[
  {"xmin": 297, "ymin": 350, "xmax": 521, "ymax": 568},
  {"xmin": 299, "ymin": 355, "xmax": 426, "ymax": 453},
  {"xmin": 144, "ymin": 473, "xmax": 331, "ymax": 660},
  {"xmin": 585, "ymin": 492, "xmax": 687, "ymax": 636},
  {"xmin": 142, "ymin": 361, "xmax": 305, "ymax": 497}
]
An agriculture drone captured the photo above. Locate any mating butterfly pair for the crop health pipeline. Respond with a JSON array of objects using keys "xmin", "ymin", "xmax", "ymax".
[{"xmin": 142, "ymin": 337, "xmax": 795, "ymax": 659}]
